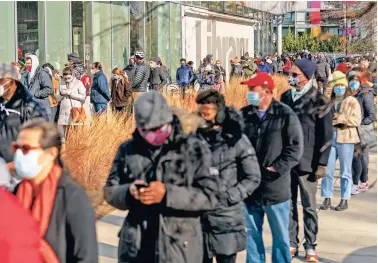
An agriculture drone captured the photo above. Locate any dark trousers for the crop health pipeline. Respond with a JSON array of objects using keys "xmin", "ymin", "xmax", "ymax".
[
  {"xmin": 352, "ymin": 147, "xmax": 369, "ymax": 184},
  {"xmin": 317, "ymin": 78, "xmax": 328, "ymax": 94},
  {"xmin": 203, "ymin": 253, "xmax": 237, "ymax": 263},
  {"xmin": 289, "ymin": 169, "xmax": 318, "ymax": 250}
]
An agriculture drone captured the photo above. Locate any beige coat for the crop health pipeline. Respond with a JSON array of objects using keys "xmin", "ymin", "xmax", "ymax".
[{"xmin": 333, "ymin": 96, "xmax": 362, "ymax": 144}]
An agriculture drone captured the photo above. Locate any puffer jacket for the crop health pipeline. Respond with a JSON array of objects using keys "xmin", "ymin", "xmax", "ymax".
[
  {"xmin": 0, "ymin": 83, "xmax": 48, "ymax": 162},
  {"xmin": 132, "ymin": 62, "xmax": 150, "ymax": 92},
  {"xmin": 355, "ymin": 86, "xmax": 376, "ymax": 125},
  {"xmin": 315, "ymin": 57, "xmax": 331, "ymax": 80},
  {"xmin": 214, "ymin": 65, "xmax": 226, "ymax": 83},
  {"xmin": 197, "ymin": 73, "xmax": 215, "ymax": 91},
  {"xmin": 90, "ymin": 71, "xmax": 111, "ymax": 104},
  {"xmin": 149, "ymin": 67, "xmax": 168, "ymax": 90},
  {"xmin": 104, "ymin": 110, "xmax": 218, "ymax": 263},
  {"xmin": 198, "ymin": 107, "xmax": 261, "ymax": 257},
  {"xmin": 257, "ymin": 62, "xmax": 272, "ymax": 74},
  {"xmin": 176, "ymin": 65, "xmax": 194, "ymax": 87}
]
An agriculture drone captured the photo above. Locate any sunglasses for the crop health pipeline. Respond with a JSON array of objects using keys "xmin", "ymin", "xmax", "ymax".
[{"xmin": 11, "ymin": 142, "xmax": 43, "ymax": 154}]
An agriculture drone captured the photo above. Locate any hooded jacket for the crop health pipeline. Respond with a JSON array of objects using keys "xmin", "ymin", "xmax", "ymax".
[
  {"xmin": 0, "ymin": 82, "xmax": 48, "ymax": 162},
  {"xmin": 21, "ymin": 54, "xmax": 53, "ymax": 118},
  {"xmin": 257, "ymin": 61, "xmax": 272, "ymax": 74},
  {"xmin": 176, "ymin": 65, "xmax": 194, "ymax": 87},
  {"xmin": 315, "ymin": 57, "xmax": 331, "ymax": 80},
  {"xmin": 198, "ymin": 107, "xmax": 261, "ymax": 257},
  {"xmin": 90, "ymin": 70, "xmax": 111, "ymax": 104},
  {"xmin": 104, "ymin": 109, "xmax": 218, "ymax": 263}
]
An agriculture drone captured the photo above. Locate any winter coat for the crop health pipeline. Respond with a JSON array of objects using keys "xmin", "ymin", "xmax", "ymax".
[
  {"xmin": 315, "ymin": 57, "xmax": 331, "ymax": 80},
  {"xmin": 123, "ymin": 64, "xmax": 137, "ymax": 84},
  {"xmin": 277, "ymin": 60, "xmax": 284, "ymax": 72},
  {"xmin": 56, "ymin": 78, "xmax": 87, "ymax": 125},
  {"xmin": 230, "ymin": 63, "xmax": 243, "ymax": 79},
  {"xmin": 243, "ymin": 60, "xmax": 257, "ymax": 77},
  {"xmin": 333, "ymin": 96, "xmax": 362, "ymax": 144},
  {"xmin": 355, "ymin": 87, "xmax": 376, "ymax": 125},
  {"xmin": 72, "ymin": 60, "xmax": 86, "ymax": 80},
  {"xmin": 49, "ymin": 77, "xmax": 60, "ymax": 108},
  {"xmin": 242, "ymin": 100, "xmax": 304, "ymax": 206},
  {"xmin": 21, "ymin": 67, "xmax": 53, "ymax": 119},
  {"xmin": 0, "ymin": 83, "xmax": 47, "ymax": 162},
  {"xmin": 257, "ymin": 63, "xmax": 272, "ymax": 74},
  {"xmin": 281, "ymin": 85, "xmax": 333, "ymax": 174},
  {"xmin": 214, "ymin": 65, "xmax": 226, "ymax": 83},
  {"xmin": 14, "ymin": 171, "xmax": 98, "ymax": 263},
  {"xmin": 149, "ymin": 67, "xmax": 168, "ymax": 90},
  {"xmin": 197, "ymin": 73, "xmax": 215, "ymax": 91},
  {"xmin": 104, "ymin": 111, "xmax": 218, "ymax": 263},
  {"xmin": 111, "ymin": 77, "xmax": 132, "ymax": 107},
  {"xmin": 90, "ymin": 71, "xmax": 111, "ymax": 104},
  {"xmin": 132, "ymin": 62, "xmax": 150, "ymax": 92},
  {"xmin": 0, "ymin": 187, "xmax": 41, "ymax": 263},
  {"xmin": 198, "ymin": 107, "xmax": 261, "ymax": 257},
  {"xmin": 272, "ymin": 60, "xmax": 278, "ymax": 73},
  {"xmin": 176, "ymin": 65, "xmax": 194, "ymax": 87}
]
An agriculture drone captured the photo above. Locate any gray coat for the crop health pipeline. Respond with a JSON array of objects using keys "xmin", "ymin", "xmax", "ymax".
[
  {"xmin": 104, "ymin": 112, "xmax": 218, "ymax": 263},
  {"xmin": 132, "ymin": 62, "xmax": 150, "ymax": 92},
  {"xmin": 198, "ymin": 107, "xmax": 261, "ymax": 257},
  {"xmin": 315, "ymin": 57, "xmax": 331, "ymax": 80}
]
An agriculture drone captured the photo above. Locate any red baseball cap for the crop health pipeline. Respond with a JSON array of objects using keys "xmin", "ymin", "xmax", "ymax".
[
  {"xmin": 241, "ymin": 72, "xmax": 274, "ymax": 90},
  {"xmin": 336, "ymin": 62, "xmax": 349, "ymax": 74}
]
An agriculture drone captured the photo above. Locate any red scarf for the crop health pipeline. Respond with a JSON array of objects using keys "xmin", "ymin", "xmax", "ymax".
[{"xmin": 16, "ymin": 164, "xmax": 62, "ymax": 263}]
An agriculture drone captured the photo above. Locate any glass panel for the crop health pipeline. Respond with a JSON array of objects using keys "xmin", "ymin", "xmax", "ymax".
[
  {"xmin": 200, "ymin": 1, "xmax": 209, "ymax": 8},
  {"xmin": 145, "ymin": 1, "xmax": 158, "ymax": 61},
  {"xmin": 45, "ymin": 1, "xmax": 70, "ymax": 72},
  {"xmin": 236, "ymin": 5, "xmax": 243, "ymax": 16},
  {"xmin": 92, "ymin": 1, "xmax": 112, "ymax": 76},
  {"xmin": 17, "ymin": 2, "xmax": 39, "ymax": 60},
  {"xmin": 0, "ymin": 2, "xmax": 16, "ymax": 63},
  {"xmin": 224, "ymin": 2, "xmax": 232, "ymax": 13},
  {"xmin": 130, "ymin": 1, "xmax": 145, "ymax": 54},
  {"xmin": 169, "ymin": 3, "xmax": 181, "ymax": 81},
  {"xmin": 157, "ymin": 2, "xmax": 169, "ymax": 71},
  {"xmin": 72, "ymin": 1, "xmax": 85, "ymax": 63},
  {"xmin": 112, "ymin": 1, "xmax": 130, "ymax": 70}
]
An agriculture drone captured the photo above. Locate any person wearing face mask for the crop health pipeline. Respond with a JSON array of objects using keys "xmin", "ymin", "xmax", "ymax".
[
  {"xmin": 198, "ymin": 66, "xmax": 215, "ymax": 92},
  {"xmin": 243, "ymin": 52, "xmax": 257, "ymax": 79},
  {"xmin": 42, "ymin": 63, "xmax": 60, "ymax": 122},
  {"xmin": 90, "ymin": 62, "xmax": 111, "ymax": 113},
  {"xmin": 123, "ymin": 54, "xmax": 137, "ymax": 84},
  {"xmin": 104, "ymin": 91, "xmax": 217, "ymax": 263},
  {"xmin": 256, "ymin": 58, "xmax": 272, "ymax": 74},
  {"xmin": 280, "ymin": 59, "xmax": 333, "ymax": 261},
  {"xmin": 348, "ymin": 72, "xmax": 376, "ymax": 195},
  {"xmin": 56, "ymin": 67, "xmax": 87, "ymax": 142},
  {"xmin": 196, "ymin": 90, "xmax": 261, "ymax": 263},
  {"xmin": 241, "ymin": 73, "xmax": 303, "ymax": 263},
  {"xmin": 176, "ymin": 58, "xmax": 194, "ymax": 90},
  {"xmin": 148, "ymin": 57, "xmax": 168, "ymax": 91},
  {"xmin": 214, "ymin": 60, "xmax": 226, "ymax": 92},
  {"xmin": 20, "ymin": 54, "xmax": 53, "ymax": 120},
  {"xmin": 111, "ymin": 67, "xmax": 132, "ymax": 112},
  {"xmin": 320, "ymin": 71, "xmax": 361, "ymax": 212},
  {"xmin": 131, "ymin": 51, "xmax": 150, "ymax": 99},
  {"xmin": 0, "ymin": 63, "xmax": 47, "ymax": 179},
  {"xmin": 12, "ymin": 119, "xmax": 98, "ymax": 263}
]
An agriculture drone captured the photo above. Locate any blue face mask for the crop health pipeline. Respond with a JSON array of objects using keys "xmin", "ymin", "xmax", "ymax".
[
  {"xmin": 349, "ymin": 80, "xmax": 360, "ymax": 91},
  {"xmin": 288, "ymin": 76, "xmax": 300, "ymax": 87},
  {"xmin": 247, "ymin": 91, "xmax": 261, "ymax": 106},
  {"xmin": 334, "ymin": 85, "xmax": 346, "ymax": 96}
]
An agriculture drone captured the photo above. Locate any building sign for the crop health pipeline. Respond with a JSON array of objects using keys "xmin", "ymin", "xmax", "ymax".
[{"xmin": 85, "ymin": 44, "xmax": 90, "ymax": 61}]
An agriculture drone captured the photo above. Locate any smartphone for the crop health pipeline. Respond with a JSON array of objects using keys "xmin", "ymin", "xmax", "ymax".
[{"xmin": 135, "ymin": 182, "xmax": 149, "ymax": 190}]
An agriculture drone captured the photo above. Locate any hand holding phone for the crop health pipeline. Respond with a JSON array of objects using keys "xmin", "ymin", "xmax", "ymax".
[{"xmin": 129, "ymin": 180, "xmax": 148, "ymax": 200}]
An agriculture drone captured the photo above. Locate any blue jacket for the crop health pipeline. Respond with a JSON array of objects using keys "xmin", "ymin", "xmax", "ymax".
[
  {"xmin": 176, "ymin": 66, "xmax": 194, "ymax": 87},
  {"xmin": 257, "ymin": 63, "xmax": 272, "ymax": 74},
  {"xmin": 90, "ymin": 71, "xmax": 111, "ymax": 104}
]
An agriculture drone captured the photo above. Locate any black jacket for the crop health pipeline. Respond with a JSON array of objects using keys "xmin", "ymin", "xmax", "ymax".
[
  {"xmin": 198, "ymin": 107, "xmax": 261, "ymax": 257},
  {"xmin": 123, "ymin": 64, "xmax": 137, "ymax": 84},
  {"xmin": 355, "ymin": 87, "xmax": 376, "ymax": 125},
  {"xmin": 104, "ymin": 113, "xmax": 218, "ymax": 263},
  {"xmin": 149, "ymin": 67, "xmax": 168, "ymax": 90},
  {"xmin": 0, "ymin": 83, "xmax": 48, "ymax": 162},
  {"xmin": 281, "ymin": 85, "xmax": 333, "ymax": 173},
  {"xmin": 242, "ymin": 100, "xmax": 304, "ymax": 206},
  {"xmin": 15, "ymin": 171, "xmax": 98, "ymax": 263},
  {"xmin": 132, "ymin": 62, "xmax": 150, "ymax": 92}
]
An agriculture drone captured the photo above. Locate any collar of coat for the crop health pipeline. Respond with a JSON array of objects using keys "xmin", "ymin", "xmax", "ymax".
[{"xmin": 244, "ymin": 99, "xmax": 279, "ymax": 117}]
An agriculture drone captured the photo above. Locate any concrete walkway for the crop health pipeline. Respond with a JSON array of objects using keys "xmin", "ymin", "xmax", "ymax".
[{"xmin": 97, "ymin": 150, "xmax": 377, "ymax": 263}]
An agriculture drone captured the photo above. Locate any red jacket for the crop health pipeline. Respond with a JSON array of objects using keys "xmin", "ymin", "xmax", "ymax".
[
  {"xmin": 283, "ymin": 59, "xmax": 292, "ymax": 73},
  {"xmin": 0, "ymin": 187, "xmax": 42, "ymax": 263}
]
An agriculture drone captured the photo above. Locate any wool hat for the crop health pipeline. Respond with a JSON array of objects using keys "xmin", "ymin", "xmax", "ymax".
[
  {"xmin": 241, "ymin": 72, "xmax": 274, "ymax": 90},
  {"xmin": 67, "ymin": 52, "xmax": 80, "ymax": 61},
  {"xmin": 294, "ymin": 59, "xmax": 317, "ymax": 80},
  {"xmin": 336, "ymin": 62, "xmax": 349, "ymax": 74},
  {"xmin": 0, "ymin": 63, "xmax": 21, "ymax": 81},
  {"xmin": 329, "ymin": 71, "xmax": 348, "ymax": 88},
  {"xmin": 134, "ymin": 91, "xmax": 173, "ymax": 130}
]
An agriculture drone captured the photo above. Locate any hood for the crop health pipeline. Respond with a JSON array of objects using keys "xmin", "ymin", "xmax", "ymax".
[{"xmin": 26, "ymin": 54, "xmax": 39, "ymax": 80}]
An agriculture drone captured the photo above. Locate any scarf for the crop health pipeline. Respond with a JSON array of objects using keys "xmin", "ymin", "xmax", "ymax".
[
  {"xmin": 16, "ymin": 164, "xmax": 62, "ymax": 263},
  {"xmin": 291, "ymin": 81, "xmax": 313, "ymax": 102}
]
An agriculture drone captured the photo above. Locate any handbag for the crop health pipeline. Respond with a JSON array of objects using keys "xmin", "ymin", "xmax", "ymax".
[
  {"xmin": 70, "ymin": 99, "xmax": 86, "ymax": 124},
  {"xmin": 357, "ymin": 123, "xmax": 377, "ymax": 149}
]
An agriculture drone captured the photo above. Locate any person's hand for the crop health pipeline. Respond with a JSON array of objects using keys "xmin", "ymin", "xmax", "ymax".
[
  {"xmin": 139, "ymin": 181, "xmax": 166, "ymax": 205},
  {"xmin": 129, "ymin": 180, "xmax": 146, "ymax": 201},
  {"xmin": 6, "ymin": 161, "xmax": 15, "ymax": 175},
  {"xmin": 315, "ymin": 165, "xmax": 327, "ymax": 179},
  {"xmin": 266, "ymin": 166, "xmax": 277, "ymax": 172}
]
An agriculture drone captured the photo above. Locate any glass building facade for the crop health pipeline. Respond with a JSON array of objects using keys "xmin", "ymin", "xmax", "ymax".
[{"xmin": 1, "ymin": 1, "xmax": 274, "ymax": 79}]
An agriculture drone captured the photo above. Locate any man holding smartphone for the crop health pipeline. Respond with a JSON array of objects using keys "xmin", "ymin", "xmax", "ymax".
[{"xmin": 104, "ymin": 91, "xmax": 218, "ymax": 263}]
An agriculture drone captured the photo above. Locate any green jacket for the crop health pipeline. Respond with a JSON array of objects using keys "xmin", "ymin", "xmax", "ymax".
[{"xmin": 243, "ymin": 60, "xmax": 257, "ymax": 77}]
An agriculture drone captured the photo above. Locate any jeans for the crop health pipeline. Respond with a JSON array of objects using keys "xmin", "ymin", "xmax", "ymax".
[
  {"xmin": 316, "ymin": 78, "xmax": 328, "ymax": 94},
  {"xmin": 245, "ymin": 200, "xmax": 291, "ymax": 263},
  {"xmin": 289, "ymin": 169, "xmax": 318, "ymax": 250},
  {"xmin": 352, "ymin": 146, "xmax": 369, "ymax": 184},
  {"xmin": 321, "ymin": 132, "xmax": 354, "ymax": 200},
  {"xmin": 93, "ymin": 103, "xmax": 107, "ymax": 113},
  {"xmin": 203, "ymin": 253, "xmax": 237, "ymax": 263}
]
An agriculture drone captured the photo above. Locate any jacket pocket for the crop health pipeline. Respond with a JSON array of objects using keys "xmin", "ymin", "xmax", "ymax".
[{"xmin": 118, "ymin": 221, "xmax": 142, "ymax": 260}]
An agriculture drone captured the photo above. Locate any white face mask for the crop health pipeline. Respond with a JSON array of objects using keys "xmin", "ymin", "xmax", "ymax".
[
  {"xmin": 0, "ymin": 80, "xmax": 11, "ymax": 97},
  {"xmin": 14, "ymin": 149, "xmax": 46, "ymax": 179}
]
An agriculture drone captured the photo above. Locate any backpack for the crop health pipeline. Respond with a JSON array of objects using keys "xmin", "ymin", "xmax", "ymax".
[{"xmin": 80, "ymin": 74, "xmax": 92, "ymax": 95}]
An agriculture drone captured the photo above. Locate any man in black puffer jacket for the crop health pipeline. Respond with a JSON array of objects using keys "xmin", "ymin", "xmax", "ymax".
[
  {"xmin": 196, "ymin": 90, "xmax": 261, "ymax": 263},
  {"xmin": 132, "ymin": 51, "xmax": 150, "ymax": 99},
  {"xmin": 148, "ymin": 57, "xmax": 168, "ymax": 91}
]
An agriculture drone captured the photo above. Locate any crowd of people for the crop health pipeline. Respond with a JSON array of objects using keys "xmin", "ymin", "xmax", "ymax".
[{"xmin": 0, "ymin": 48, "xmax": 376, "ymax": 263}]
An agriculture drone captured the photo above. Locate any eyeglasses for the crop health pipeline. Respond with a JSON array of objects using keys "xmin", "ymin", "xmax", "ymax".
[{"xmin": 11, "ymin": 142, "xmax": 42, "ymax": 154}]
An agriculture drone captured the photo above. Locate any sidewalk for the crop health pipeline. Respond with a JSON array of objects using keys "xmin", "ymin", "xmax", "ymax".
[{"xmin": 97, "ymin": 150, "xmax": 377, "ymax": 263}]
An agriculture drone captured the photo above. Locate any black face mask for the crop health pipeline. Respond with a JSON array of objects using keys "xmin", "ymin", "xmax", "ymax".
[{"xmin": 198, "ymin": 119, "xmax": 215, "ymax": 132}]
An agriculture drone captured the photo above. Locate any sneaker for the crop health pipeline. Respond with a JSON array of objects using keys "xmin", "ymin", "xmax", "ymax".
[
  {"xmin": 305, "ymin": 249, "xmax": 319, "ymax": 262},
  {"xmin": 351, "ymin": 184, "xmax": 360, "ymax": 195},
  {"xmin": 359, "ymin": 182, "xmax": 369, "ymax": 192}
]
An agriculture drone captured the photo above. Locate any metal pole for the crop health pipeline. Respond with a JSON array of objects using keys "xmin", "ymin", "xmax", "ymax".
[{"xmin": 344, "ymin": 3, "xmax": 348, "ymax": 56}]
